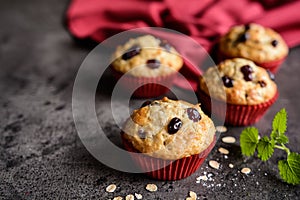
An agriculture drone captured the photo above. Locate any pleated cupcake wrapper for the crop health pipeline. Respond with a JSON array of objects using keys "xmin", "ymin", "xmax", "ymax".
[
  {"xmin": 257, "ymin": 58, "xmax": 285, "ymax": 73},
  {"xmin": 121, "ymin": 134, "xmax": 216, "ymax": 180},
  {"xmin": 198, "ymin": 89, "xmax": 279, "ymax": 126},
  {"xmin": 111, "ymin": 67, "xmax": 176, "ymax": 98},
  {"xmin": 217, "ymin": 52, "xmax": 286, "ymax": 73}
]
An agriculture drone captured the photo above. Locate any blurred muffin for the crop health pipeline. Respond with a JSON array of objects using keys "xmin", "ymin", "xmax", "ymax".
[
  {"xmin": 218, "ymin": 23, "xmax": 288, "ymax": 73},
  {"xmin": 121, "ymin": 97, "xmax": 216, "ymax": 180},
  {"xmin": 198, "ymin": 58, "xmax": 278, "ymax": 126},
  {"xmin": 111, "ymin": 35, "xmax": 183, "ymax": 98}
]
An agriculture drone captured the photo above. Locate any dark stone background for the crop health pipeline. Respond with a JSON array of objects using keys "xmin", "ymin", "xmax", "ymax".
[{"xmin": 0, "ymin": 0, "xmax": 299, "ymax": 199}]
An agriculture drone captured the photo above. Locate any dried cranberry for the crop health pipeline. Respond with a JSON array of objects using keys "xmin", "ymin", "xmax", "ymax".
[
  {"xmin": 140, "ymin": 100, "xmax": 152, "ymax": 108},
  {"xmin": 222, "ymin": 75, "xmax": 234, "ymax": 88},
  {"xmin": 267, "ymin": 70, "xmax": 275, "ymax": 81},
  {"xmin": 258, "ymin": 81, "xmax": 266, "ymax": 87},
  {"xmin": 271, "ymin": 40, "xmax": 278, "ymax": 47},
  {"xmin": 238, "ymin": 32, "xmax": 250, "ymax": 42},
  {"xmin": 241, "ymin": 65, "xmax": 254, "ymax": 81},
  {"xmin": 146, "ymin": 59, "xmax": 160, "ymax": 69},
  {"xmin": 244, "ymin": 24, "xmax": 251, "ymax": 31},
  {"xmin": 187, "ymin": 108, "xmax": 201, "ymax": 122},
  {"xmin": 121, "ymin": 45, "xmax": 141, "ymax": 60},
  {"xmin": 167, "ymin": 117, "xmax": 182, "ymax": 134},
  {"xmin": 241, "ymin": 65, "xmax": 253, "ymax": 74},
  {"xmin": 138, "ymin": 129, "xmax": 147, "ymax": 139},
  {"xmin": 159, "ymin": 40, "xmax": 171, "ymax": 52}
]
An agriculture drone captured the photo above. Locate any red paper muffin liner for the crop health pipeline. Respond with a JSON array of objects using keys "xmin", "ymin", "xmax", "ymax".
[
  {"xmin": 121, "ymin": 134, "xmax": 216, "ymax": 180},
  {"xmin": 217, "ymin": 51, "xmax": 286, "ymax": 73},
  {"xmin": 257, "ymin": 58, "xmax": 285, "ymax": 73},
  {"xmin": 197, "ymin": 89, "xmax": 279, "ymax": 126},
  {"xmin": 111, "ymin": 67, "xmax": 177, "ymax": 98}
]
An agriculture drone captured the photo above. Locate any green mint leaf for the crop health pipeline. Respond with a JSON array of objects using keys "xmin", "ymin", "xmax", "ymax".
[
  {"xmin": 272, "ymin": 108, "xmax": 287, "ymax": 136},
  {"xmin": 240, "ymin": 127, "xmax": 259, "ymax": 156},
  {"xmin": 276, "ymin": 134, "xmax": 289, "ymax": 144},
  {"xmin": 278, "ymin": 152, "xmax": 300, "ymax": 185},
  {"xmin": 270, "ymin": 130, "xmax": 277, "ymax": 141},
  {"xmin": 257, "ymin": 136, "xmax": 274, "ymax": 161}
]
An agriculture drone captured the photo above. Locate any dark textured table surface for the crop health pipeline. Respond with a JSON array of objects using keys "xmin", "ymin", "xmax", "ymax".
[{"xmin": 1, "ymin": 1, "xmax": 300, "ymax": 199}]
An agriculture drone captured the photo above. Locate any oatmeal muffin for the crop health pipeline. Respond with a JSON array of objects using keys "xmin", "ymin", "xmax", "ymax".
[
  {"xmin": 121, "ymin": 97, "xmax": 216, "ymax": 180},
  {"xmin": 198, "ymin": 58, "xmax": 278, "ymax": 126},
  {"xmin": 111, "ymin": 35, "xmax": 184, "ymax": 98},
  {"xmin": 218, "ymin": 23, "xmax": 288, "ymax": 72}
]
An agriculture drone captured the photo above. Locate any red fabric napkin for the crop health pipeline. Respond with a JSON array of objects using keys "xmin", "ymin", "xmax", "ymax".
[{"xmin": 66, "ymin": 0, "xmax": 300, "ymax": 90}]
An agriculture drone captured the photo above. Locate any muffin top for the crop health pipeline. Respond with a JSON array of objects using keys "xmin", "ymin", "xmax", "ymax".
[
  {"xmin": 199, "ymin": 58, "xmax": 277, "ymax": 105},
  {"xmin": 111, "ymin": 35, "xmax": 183, "ymax": 77},
  {"xmin": 122, "ymin": 97, "xmax": 215, "ymax": 160},
  {"xmin": 219, "ymin": 23, "xmax": 288, "ymax": 63}
]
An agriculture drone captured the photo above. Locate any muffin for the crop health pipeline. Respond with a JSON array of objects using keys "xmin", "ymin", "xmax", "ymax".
[
  {"xmin": 121, "ymin": 97, "xmax": 216, "ymax": 180},
  {"xmin": 198, "ymin": 58, "xmax": 278, "ymax": 126},
  {"xmin": 111, "ymin": 35, "xmax": 183, "ymax": 98},
  {"xmin": 218, "ymin": 23, "xmax": 288, "ymax": 73}
]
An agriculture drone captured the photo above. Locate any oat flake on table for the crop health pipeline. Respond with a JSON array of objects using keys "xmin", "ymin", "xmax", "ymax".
[
  {"xmin": 106, "ymin": 184, "xmax": 117, "ymax": 193},
  {"xmin": 146, "ymin": 183, "xmax": 158, "ymax": 192}
]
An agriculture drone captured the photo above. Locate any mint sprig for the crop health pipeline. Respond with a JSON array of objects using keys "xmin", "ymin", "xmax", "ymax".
[{"xmin": 240, "ymin": 108, "xmax": 300, "ymax": 185}]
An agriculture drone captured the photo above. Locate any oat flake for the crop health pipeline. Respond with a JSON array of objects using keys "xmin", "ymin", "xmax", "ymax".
[
  {"xmin": 216, "ymin": 125, "xmax": 227, "ymax": 133},
  {"xmin": 135, "ymin": 193, "xmax": 142, "ymax": 199},
  {"xmin": 209, "ymin": 160, "xmax": 220, "ymax": 169},
  {"xmin": 189, "ymin": 191, "xmax": 197, "ymax": 199},
  {"xmin": 222, "ymin": 136, "xmax": 236, "ymax": 143},
  {"xmin": 125, "ymin": 194, "xmax": 134, "ymax": 200},
  {"xmin": 106, "ymin": 184, "xmax": 117, "ymax": 193},
  {"xmin": 241, "ymin": 167, "xmax": 251, "ymax": 174},
  {"xmin": 113, "ymin": 197, "xmax": 123, "ymax": 200},
  {"xmin": 196, "ymin": 175, "xmax": 208, "ymax": 181},
  {"xmin": 218, "ymin": 147, "xmax": 229, "ymax": 154},
  {"xmin": 146, "ymin": 183, "xmax": 158, "ymax": 192}
]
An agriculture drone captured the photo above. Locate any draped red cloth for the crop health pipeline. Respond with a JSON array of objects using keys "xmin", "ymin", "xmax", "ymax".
[{"xmin": 66, "ymin": 0, "xmax": 300, "ymax": 90}]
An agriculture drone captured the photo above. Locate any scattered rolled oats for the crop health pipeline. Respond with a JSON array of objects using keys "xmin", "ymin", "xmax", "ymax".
[
  {"xmin": 241, "ymin": 167, "xmax": 251, "ymax": 174},
  {"xmin": 196, "ymin": 175, "xmax": 208, "ymax": 181},
  {"xmin": 229, "ymin": 163, "xmax": 234, "ymax": 168},
  {"xmin": 189, "ymin": 191, "xmax": 197, "ymax": 199},
  {"xmin": 106, "ymin": 184, "xmax": 117, "ymax": 193},
  {"xmin": 113, "ymin": 197, "xmax": 123, "ymax": 200},
  {"xmin": 125, "ymin": 194, "xmax": 134, "ymax": 200},
  {"xmin": 135, "ymin": 193, "xmax": 142, "ymax": 199},
  {"xmin": 216, "ymin": 125, "xmax": 227, "ymax": 133},
  {"xmin": 222, "ymin": 136, "xmax": 236, "ymax": 144},
  {"xmin": 185, "ymin": 191, "xmax": 197, "ymax": 200},
  {"xmin": 218, "ymin": 147, "xmax": 229, "ymax": 155},
  {"xmin": 209, "ymin": 160, "xmax": 220, "ymax": 169},
  {"xmin": 146, "ymin": 183, "xmax": 158, "ymax": 192}
]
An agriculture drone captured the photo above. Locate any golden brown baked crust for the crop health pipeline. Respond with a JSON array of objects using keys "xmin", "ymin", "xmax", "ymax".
[
  {"xmin": 219, "ymin": 23, "xmax": 288, "ymax": 63},
  {"xmin": 199, "ymin": 58, "xmax": 277, "ymax": 105},
  {"xmin": 122, "ymin": 97, "xmax": 215, "ymax": 160},
  {"xmin": 111, "ymin": 35, "xmax": 183, "ymax": 77}
]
